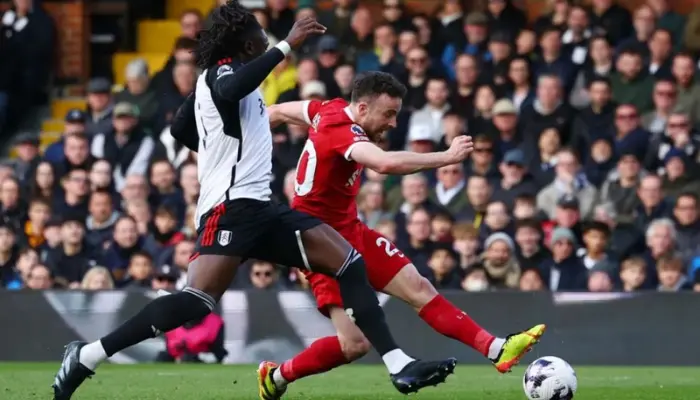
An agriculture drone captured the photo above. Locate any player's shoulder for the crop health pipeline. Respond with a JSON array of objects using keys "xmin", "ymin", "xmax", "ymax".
[{"xmin": 206, "ymin": 58, "xmax": 244, "ymax": 85}]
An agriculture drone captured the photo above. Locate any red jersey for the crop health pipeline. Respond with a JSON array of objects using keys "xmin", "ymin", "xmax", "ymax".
[{"xmin": 291, "ymin": 99, "xmax": 369, "ymax": 232}]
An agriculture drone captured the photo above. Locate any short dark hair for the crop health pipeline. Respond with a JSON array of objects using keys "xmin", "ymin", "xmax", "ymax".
[
  {"xmin": 587, "ymin": 76, "xmax": 611, "ymax": 90},
  {"xmin": 180, "ymin": 8, "xmax": 203, "ymax": 20},
  {"xmin": 677, "ymin": 191, "xmax": 699, "ymax": 205},
  {"xmin": 174, "ymin": 36, "xmax": 198, "ymax": 50},
  {"xmin": 351, "ymin": 71, "xmax": 407, "ymax": 103},
  {"xmin": 515, "ymin": 218, "xmax": 541, "ymax": 232},
  {"xmin": 582, "ymin": 221, "xmax": 610, "ymax": 236},
  {"xmin": 618, "ymin": 47, "xmax": 643, "ymax": 58}
]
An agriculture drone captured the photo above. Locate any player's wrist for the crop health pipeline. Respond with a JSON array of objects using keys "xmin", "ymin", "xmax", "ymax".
[{"xmin": 275, "ymin": 41, "xmax": 292, "ymax": 56}]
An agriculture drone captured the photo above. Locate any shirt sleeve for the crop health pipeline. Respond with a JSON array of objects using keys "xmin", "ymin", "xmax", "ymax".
[
  {"xmin": 211, "ymin": 48, "xmax": 286, "ymax": 103},
  {"xmin": 170, "ymin": 93, "xmax": 199, "ymax": 152},
  {"xmin": 301, "ymin": 100, "xmax": 323, "ymax": 125},
  {"xmin": 332, "ymin": 123, "xmax": 370, "ymax": 161}
]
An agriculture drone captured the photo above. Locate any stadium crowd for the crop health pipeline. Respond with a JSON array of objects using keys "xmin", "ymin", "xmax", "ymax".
[{"xmin": 2, "ymin": 0, "xmax": 700, "ymax": 294}]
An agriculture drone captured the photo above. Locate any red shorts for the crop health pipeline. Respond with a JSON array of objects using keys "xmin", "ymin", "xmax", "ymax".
[{"xmin": 303, "ymin": 223, "xmax": 411, "ymax": 316}]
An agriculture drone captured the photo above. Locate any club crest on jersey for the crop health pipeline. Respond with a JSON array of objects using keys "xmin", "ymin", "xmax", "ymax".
[
  {"xmin": 312, "ymin": 114, "xmax": 320, "ymax": 130},
  {"xmin": 217, "ymin": 230, "xmax": 232, "ymax": 246},
  {"xmin": 350, "ymin": 124, "xmax": 365, "ymax": 136},
  {"xmin": 217, "ymin": 64, "xmax": 233, "ymax": 78}
]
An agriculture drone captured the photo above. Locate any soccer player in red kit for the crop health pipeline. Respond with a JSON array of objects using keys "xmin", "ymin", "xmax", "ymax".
[{"xmin": 257, "ymin": 72, "xmax": 545, "ymax": 399}]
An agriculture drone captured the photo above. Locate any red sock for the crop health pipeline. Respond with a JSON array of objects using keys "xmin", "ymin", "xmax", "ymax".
[
  {"xmin": 418, "ymin": 295, "xmax": 495, "ymax": 356},
  {"xmin": 279, "ymin": 336, "xmax": 349, "ymax": 383}
]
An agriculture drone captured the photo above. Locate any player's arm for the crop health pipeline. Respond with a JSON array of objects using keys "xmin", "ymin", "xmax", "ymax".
[
  {"xmin": 347, "ymin": 137, "xmax": 472, "ymax": 175},
  {"xmin": 267, "ymin": 100, "xmax": 317, "ymax": 128},
  {"xmin": 170, "ymin": 93, "xmax": 199, "ymax": 152},
  {"xmin": 212, "ymin": 43, "xmax": 289, "ymax": 103}
]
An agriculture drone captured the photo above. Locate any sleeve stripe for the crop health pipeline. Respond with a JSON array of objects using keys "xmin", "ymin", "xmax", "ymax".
[
  {"xmin": 344, "ymin": 142, "xmax": 361, "ymax": 161},
  {"xmin": 302, "ymin": 100, "xmax": 312, "ymax": 125}
]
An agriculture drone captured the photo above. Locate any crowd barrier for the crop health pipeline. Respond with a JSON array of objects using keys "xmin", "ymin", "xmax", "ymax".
[{"xmin": 1, "ymin": 290, "xmax": 698, "ymax": 365}]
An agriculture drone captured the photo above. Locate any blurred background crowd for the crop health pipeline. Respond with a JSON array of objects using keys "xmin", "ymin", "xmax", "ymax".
[{"xmin": 2, "ymin": 0, "xmax": 700, "ymax": 295}]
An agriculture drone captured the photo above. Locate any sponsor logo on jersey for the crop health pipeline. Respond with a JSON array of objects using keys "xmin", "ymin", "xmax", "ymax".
[
  {"xmin": 218, "ymin": 230, "xmax": 232, "ymax": 246},
  {"xmin": 217, "ymin": 64, "xmax": 233, "ymax": 78},
  {"xmin": 350, "ymin": 124, "xmax": 365, "ymax": 136},
  {"xmin": 346, "ymin": 168, "xmax": 362, "ymax": 187},
  {"xmin": 312, "ymin": 114, "xmax": 320, "ymax": 130}
]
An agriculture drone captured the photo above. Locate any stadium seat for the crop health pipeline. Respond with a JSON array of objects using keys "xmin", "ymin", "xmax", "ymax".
[
  {"xmin": 50, "ymin": 99, "xmax": 87, "ymax": 120},
  {"xmin": 112, "ymin": 52, "xmax": 170, "ymax": 85},
  {"xmin": 41, "ymin": 119, "xmax": 66, "ymax": 134},
  {"xmin": 40, "ymin": 131, "xmax": 62, "ymax": 147},
  {"xmin": 137, "ymin": 20, "xmax": 182, "ymax": 53},
  {"xmin": 166, "ymin": 0, "xmax": 214, "ymax": 20}
]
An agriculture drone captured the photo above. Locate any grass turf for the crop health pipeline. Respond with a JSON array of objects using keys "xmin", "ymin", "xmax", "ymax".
[{"xmin": 1, "ymin": 363, "xmax": 699, "ymax": 399}]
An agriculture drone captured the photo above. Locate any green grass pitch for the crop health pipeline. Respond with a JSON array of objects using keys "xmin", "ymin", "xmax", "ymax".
[{"xmin": 1, "ymin": 363, "xmax": 699, "ymax": 399}]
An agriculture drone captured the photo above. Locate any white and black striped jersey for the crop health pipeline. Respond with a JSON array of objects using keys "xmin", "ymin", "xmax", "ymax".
[{"xmin": 170, "ymin": 45, "xmax": 288, "ymax": 229}]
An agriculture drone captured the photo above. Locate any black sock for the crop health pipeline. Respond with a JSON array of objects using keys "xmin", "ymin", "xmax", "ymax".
[
  {"xmin": 335, "ymin": 250, "xmax": 399, "ymax": 356},
  {"xmin": 100, "ymin": 288, "xmax": 215, "ymax": 357}
]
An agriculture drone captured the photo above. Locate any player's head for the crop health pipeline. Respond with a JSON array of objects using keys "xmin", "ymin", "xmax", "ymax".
[
  {"xmin": 195, "ymin": 0, "xmax": 269, "ymax": 68},
  {"xmin": 350, "ymin": 71, "xmax": 407, "ymax": 140}
]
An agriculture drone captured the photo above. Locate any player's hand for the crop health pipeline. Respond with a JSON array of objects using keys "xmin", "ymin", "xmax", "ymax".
[
  {"xmin": 285, "ymin": 17, "xmax": 326, "ymax": 49},
  {"xmin": 445, "ymin": 135, "xmax": 473, "ymax": 163}
]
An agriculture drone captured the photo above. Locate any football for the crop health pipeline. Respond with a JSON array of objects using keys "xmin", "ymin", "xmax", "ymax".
[{"xmin": 523, "ymin": 356, "xmax": 578, "ymax": 400}]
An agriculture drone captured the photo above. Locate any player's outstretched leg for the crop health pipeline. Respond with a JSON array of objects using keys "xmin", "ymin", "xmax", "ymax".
[
  {"xmin": 52, "ymin": 254, "xmax": 240, "ymax": 399},
  {"xmin": 383, "ymin": 265, "xmax": 546, "ymax": 373},
  {"xmin": 296, "ymin": 225, "xmax": 457, "ymax": 394}
]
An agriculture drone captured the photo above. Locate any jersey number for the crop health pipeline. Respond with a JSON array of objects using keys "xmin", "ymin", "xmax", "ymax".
[
  {"xmin": 376, "ymin": 237, "xmax": 403, "ymax": 257},
  {"xmin": 295, "ymin": 140, "xmax": 317, "ymax": 196}
]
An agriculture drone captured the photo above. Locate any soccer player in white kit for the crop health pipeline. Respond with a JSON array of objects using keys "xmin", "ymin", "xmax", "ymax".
[{"xmin": 51, "ymin": 2, "xmax": 456, "ymax": 399}]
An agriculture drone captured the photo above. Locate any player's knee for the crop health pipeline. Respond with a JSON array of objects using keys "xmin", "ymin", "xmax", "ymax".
[{"xmin": 340, "ymin": 336, "xmax": 371, "ymax": 361}]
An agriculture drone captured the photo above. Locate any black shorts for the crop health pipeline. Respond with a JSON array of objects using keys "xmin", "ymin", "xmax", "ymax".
[{"xmin": 194, "ymin": 198, "xmax": 322, "ymax": 267}]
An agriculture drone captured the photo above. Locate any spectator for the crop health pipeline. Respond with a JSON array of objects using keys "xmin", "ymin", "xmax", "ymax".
[
  {"xmin": 619, "ymin": 256, "xmax": 646, "ymax": 292},
  {"xmin": 450, "ymin": 54, "xmax": 480, "ymax": 117},
  {"xmin": 155, "ymin": 62, "xmax": 196, "ymax": 133},
  {"xmin": 333, "ymin": 64, "xmax": 355, "ymax": 101},
  {"xmin": 92, "ymin": 103, "xmax": 156, "ymax": 192},
  {"xmin": 115, "ymin": 60, "xmax": 158, "ymax": 128},
  {"xmin": 656, "ymin": 256, "xmax": 691, "ymax": 291},
  {"xmin": 408, "ymin": 77, "xmax": 451, "ymax": 144},
  {"xmin": 124, "ymin": 251, "xmax": 154, "ymax": 288},
  {"xmin": 0, "ymin": 177, "xmax": 24, "ymax": 230},
  {"xmin": 468, "ymin": 84, "xmax": 497, "ymax": 136},
  {"xmin": 80, "ymin": 266, "xmax": 114, "ymax": 290},
  {"xmin": 635, "ymin": 175, "xmax": 671, "ymax": 230},
  {"xmin": 481, "ymin": 232, "xmax": 520, "ymax": 289},
  {"xmin": 426, "ymin": 243, "xmax": 461, "ymax": 289},
  {"xmin": 358, "ymin": 182, "xmax": 391, "ymax": 229},
  {"xmin": 579, "ymin": 221, "xmax": 616, "ymax": 273},
  {"xmin": 533, "ymin": 0, "xmax": 569, "ymax": 37},
  {"xmin": 589, "ymin": 0, "xmax": 633, "ymax": 46},
  {"xmin": 11, "ymin": 133, "xmax": 40, "ymax": 187},
  {"xmin": 101, "ymin": 216, "xmax": 156, "ymax": 284},
  {"xmin": 179, "ymin": 162, "xmax": 200, "ymax": 209},
  {"xmin": 587, "ymin": 269, "xmax": 614, "ymax": 292},
  {"xmin": 561, "ymin": 5, "xmax": 591, "ymax": 66},
  {"xmin": 492, "ymin": 149, "xmax": 538, "ymax": 208},
  {"xmin": 266, "ymin": 0, "xmax": 295, "ymax": 40},
  {"xmin": 430, "ymin": 164, "xmax": 467, "ymax": 216},
  {"xmin": 537, "ymin": 148, "xmax": 598, "ymax": 220},
  {"xmin": 53, "ymin": 168, "xmax": 89, "ymax": 220},
  {"xmin": 461, "ymin": 266, "xmax": 490, "ymax": 292},
  {"xmin": 661, "ymin": 150, "xmax": 700, "ymax": 199},
  {"xmin": 431, "ymin": 212, "xmax": 454, "ymax": 243},
  {"xmin": 437, "ymin": 112, "xmax": 466, "ymax": 151},
  {"xmin": 569, "ymin": 36, "xmax": 614, "ymax": 109},
  {"xmin": 515, "ymin": 29, "xmax": 537, "ymax": 61},
  {"xmin": 520, "ymin": 75, "xmax": 574, "ymax": 145},
  {"xmin": 672, "ymin": 192, "xmax": 700, "ymax": 264},
  {"xmin": 529, "ymin": 128, "xmax": 560, "ymax": 188},
  {"xmin": 45, "ymin": 217, "xmax": 95, "ymax": 288},
  {"xmin": 149, "ymin": 159, "xmax": 185, "ymax": 218},
  {"xmin": 485, "ymin": 0, "xmax": 526, "ymax": 43},
  {"xmin": 613, "ymin": 104, "xmax": 651, "ymax": 158},
  {"xmin": 672, "ymin": 53, "xmax": 700, "ymax": 124},
  {"xmin": 179, "ymin": 9, "xmax": 202, "ymax": 40},
  {"xmin": 598, "ymin": 149, "xmax": 645, "ymax": 223},
  {"xmin": 618, "ymin": 5, "xmax": 655, "ymax": 59},
  {"xmin": 646, "ymin": 28, "xmax": 673, "ymax": 79},
  {"xmin": 506, "ymin": 56, "xmax": 535, "ymax": 113},
  {"xmin": 452, "ymin": 223, "xmax": 480, "ymax": 271},
  {"xmin": 152, "ymin": 263, "xmax": 180, "ymax": 291},
  {"xmin": 535, "ymin": 27, "xmax": 577, "ymax": 95},
  {"xmin": 645, "ymin": 110, "xmax": 699, "ymax": 175},
  {"xmin": 24, "ymin": 197, "xmax": 50, "ymax": 249},
  {"xmin": 30, "ymin": 161, "xmax": 57, "ymax": 200},
  {"xmin": 642, "ymin": 78, "xmax": 678, "ymax": 135},
  {"xmin": 86, "ymin": 190, "xmax": 119, "ymax": 250},
  {"xmin": 315, "ymin": 36, "xmax": 343, "ymax": 97},
  {"xmin": 540, "ymin": 227, "xmax": 587, "ymax": 291},
  {"xmin": 53, "ymin": 133, "xmax": 93, "ymax": 182},
  {"xmin": 643, "ymin": 218, "xmax": 676, "ymax": 288},
  {"xmin": 318, "ymin": 0, "xmax": 354, "ymax": 40},
  {"xmin": 0, "ymin": 221, "xmax": 19, "ymax": 289},
  {"xmin": 126, "ymin": 199, "xmax": 152, "ymax": 236},
  {"xmin": 648, "ymin": 0, "xmax": 685, "ymax": 48},
  {"xmin": 584, "ymin": 137, "xmax": 616, "ymax": 188},
  {"xmin": 400, "ymin": 207, "xmax": 433, "ymax": 274},
  {"xmin": 518, "ymin": 268, "xmax": 545, "ymax": 291},
  {"xmin": 491, "ymin": 99, "xmax": 521, "ymax": 158},
  {"xmin": 455, "ymin": 175, "xmax": 492, "ymax": 226},
  {"xmin": 514, "ymin": 218, "xmax": 550, "ymax": 270},
  {"xmin": 25, "ymin": 264, "xmax": 54, "ymax": 290},
  {"xmin": 399, "ymin": 47, "xmax": 433, "ymax": 112},
  {"xmin": 480, "ymin": 200, "xmax": 513, "ymax": 240},
  {"xmin": 610, "ymin": 48, "xmax": 654, "ymax": 112},
  {"xmin": 88, "ymin": 159, "xmax": 113, "ymax": 193},
  {"xmin": 84, "ymin": 78, "xmax": 115, "ymax": 137},
  {"xmin": 249, "ymin": 260, "xmax": 284, "ymax": 290},
  {"xmin": 44, "ymin": 110, "xmax": 88, "ymax": 163},
  {"xmin": 442, "ymin": 12, "xmax": 490, "ymax": 80},
  {"xmin": 484, "ymin": 32, "xmax": 513, "ymax": 88}
]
